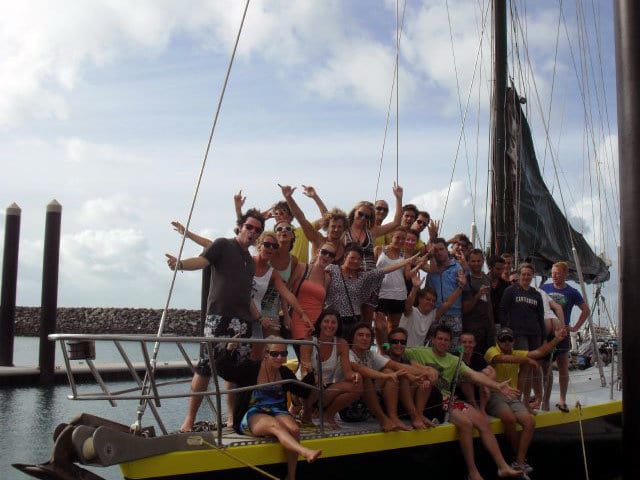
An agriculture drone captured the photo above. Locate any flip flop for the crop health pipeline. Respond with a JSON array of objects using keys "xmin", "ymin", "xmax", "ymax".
[{"xmin": 556, "ymin": 403, "xmax": 570, "ymax": 413}]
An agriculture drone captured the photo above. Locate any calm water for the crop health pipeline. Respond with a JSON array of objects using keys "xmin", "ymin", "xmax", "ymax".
[{"xmin": 1, "ymin": 337, "xmax": 213, "ymax": 480}]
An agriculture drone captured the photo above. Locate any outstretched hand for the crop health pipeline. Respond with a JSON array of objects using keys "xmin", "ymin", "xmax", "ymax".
[
  {"xmin": 393, "ymin": 182, "xmax": 403, "ymax": 200},
  {"xmin": 171, "ymin": 221, "xmax": 186, "ymax": 235},
  {"xmin": 278, "ymin": 183, "xmax": 296, "ymax": 198},
  {"xmin": 497, "ymin": 380, "xmax": 520, "ymax": 399},
  {"xmin": 234, "ymin": 190, "xmax": 246, "ymax": 210},
  {"xmin": 301, "ymin": 185, "xmax": 317, "ymax": 198}
]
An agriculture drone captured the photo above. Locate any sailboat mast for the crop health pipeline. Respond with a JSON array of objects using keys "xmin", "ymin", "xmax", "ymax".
[
  {"xmin": 490, "ymin": 0, "xmax": 508, "ymax": 256},
  {"xmin": 614, "ymin": 0, "xmax": 640, "ymax": 473}
]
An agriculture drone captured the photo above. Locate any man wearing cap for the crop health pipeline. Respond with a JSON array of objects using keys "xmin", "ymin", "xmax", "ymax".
[{"xmin": 484, "ymin": 325, "xmax": 568, "ymax": 475}]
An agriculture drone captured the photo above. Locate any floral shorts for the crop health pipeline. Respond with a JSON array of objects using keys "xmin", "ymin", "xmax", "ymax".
[{"xmin": 195, "ymin": 314, "xmax": 252, "ymax": 376}]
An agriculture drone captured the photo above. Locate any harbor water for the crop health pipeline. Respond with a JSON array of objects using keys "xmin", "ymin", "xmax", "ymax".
[{"xmin": 2, "ymin": 337, "xmax": 205, "ymax": 480}]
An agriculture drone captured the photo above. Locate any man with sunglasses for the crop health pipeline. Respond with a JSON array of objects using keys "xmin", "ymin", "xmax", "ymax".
[
  {"xmin": 166, "ymin": 208, "xmax": 265, "ymax": 433},
  {"xmin": 484, "ymin": 326, "xmax": 568, "ymax": 475},
  {"xmin": 384, "ymin": 327, "xmax": 437, "ymax": 429}
]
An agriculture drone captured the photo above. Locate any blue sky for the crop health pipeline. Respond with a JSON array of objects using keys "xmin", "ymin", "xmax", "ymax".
[{"xmin": 0, "ymin": 0, "xmax": 619, "ymax": 328}]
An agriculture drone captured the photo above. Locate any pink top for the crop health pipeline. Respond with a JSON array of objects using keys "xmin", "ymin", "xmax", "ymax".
[{"xmin": 291, "ymin": 280, "xmax": 326, "ymax": 339}]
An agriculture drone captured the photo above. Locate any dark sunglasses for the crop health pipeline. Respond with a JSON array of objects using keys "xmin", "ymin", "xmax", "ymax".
[
  {"xmin": 415, "ymin": 219, "xmax": 426, "ymax": 225},
  {"xmin": 276, "ymin": 225, "xmax": 293, "ymax": 232},
  {"xmin": 244, "ymin": 223, "xmax": 263, "ymax": 234},
  {"xmin": 357, "ymin": 211, "xmax": 373, "ymax": 220},
  {"xmin": 375, "ymin": 206, "xmax": 388, "ymax": 212},
  {"xmin": 268, "ymin": 350, "xmax": 288, "ymax": 358},
  {"xmin": 319, "ymin": 248, "xmax": 336, "ymax": 258},
  {"xmin": 499, "ymin": 336, "xmax": 514, "ymax": 343},
  {"xmin": 262, "ymin": 241, "xmax": 279, "ymax": 250},
  {"xmin": 389, "ymin": 338, "xmax": 407, "ymax": 345}
]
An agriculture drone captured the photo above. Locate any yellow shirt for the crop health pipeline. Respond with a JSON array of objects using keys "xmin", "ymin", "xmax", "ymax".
[
  {"xmin": 290, "ymin": 226, "xmax": 310, "ymax": 264},
  {"xmin": 485, "ymin": 345, "xmax": 528, "ymax": 389}
]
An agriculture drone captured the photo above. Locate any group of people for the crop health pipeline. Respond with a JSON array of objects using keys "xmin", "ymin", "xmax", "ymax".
[{"xmin": 164, "ymin": 183, "xmax": 590, "ymax": 480}]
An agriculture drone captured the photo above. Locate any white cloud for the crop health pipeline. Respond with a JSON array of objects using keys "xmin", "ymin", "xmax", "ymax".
[{"xmin": 60, "ymin": 137, "xmax": 150, "ymax": 166}]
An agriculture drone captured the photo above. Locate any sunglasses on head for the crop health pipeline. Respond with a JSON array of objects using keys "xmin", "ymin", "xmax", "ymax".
[
  {"xmin": 244, "ymin": 223, "xmax": 263, "ymax": 234},
  {"xmin": 276, "ymin": 225, "xmax": 293, "ymax": 232},
  {"xmin": 262, "ymin": 241, "xmax": 279, "ymax": 250},
  {"xmin": 389, "ymin": 338, "xmax": 407, "ymax": 345},
  {"xmin": 375, "ymin": 206, "xmax": 388, "ymax": 212},
  {"xmin": 267, "ymin": 350, "xmax": 288, "ymax": 358},
  {"xmin": 357, "ymin": 211, "xmax": 372, "ymax": 220},
  {"xmin": 499, "ymin": 336, "xmax": 514, "ymax": 343},
  {"xmin": 319, "ymin": 248, "xmax": 336, "ymax": 258}
]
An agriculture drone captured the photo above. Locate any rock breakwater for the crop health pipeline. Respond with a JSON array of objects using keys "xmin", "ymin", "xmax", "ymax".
[{"xmin": 15, "ymin": 307, "xmax": 203, "ymax": 336}]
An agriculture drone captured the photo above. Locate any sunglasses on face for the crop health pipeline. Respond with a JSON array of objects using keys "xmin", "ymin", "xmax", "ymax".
[
  {"xmin": 262, "ymin": 241, "xmax": 279, "ymax": 250},
  {"xmin": 415, "ymin": 219, "xmax": 426, "ymax": 225},
  {"xmin": 268, "ymin": 350, "xmax": 288, "ymax": 358},
  {"xmin": 389, "ymin": 338, "xmax": 407, "ymax": 345},
  {"xmin": 375, "ymin": 206, "xmax": 388, "ymax": 212},
  {"xmin": 244, "ymin": 223, "xmax": 263, "ymax": 234},
  {"xmin": 357, "ymin": 211, "xmax": 372, "ymax": 220},
  {"xmin": 319, "ymin": 248, "xmax": 336, "ymax": 258},
  {"xmin": 499, "ymin": 337, "xmax": 514, "ymax": 343},
  {"xmin": 276, "ymin": 225, "xmax": 293, "ymax": 232}
]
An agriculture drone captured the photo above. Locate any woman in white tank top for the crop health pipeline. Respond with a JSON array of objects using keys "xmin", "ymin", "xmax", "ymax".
[{"xmin": 298, "ymin": 310, "xmax": 362, "ymax": 429}]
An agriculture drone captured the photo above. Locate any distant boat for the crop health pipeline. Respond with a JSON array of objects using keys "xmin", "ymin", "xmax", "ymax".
[{"xmin": 12, "ymin": 1, "xmax": 624, "ymax": 479}]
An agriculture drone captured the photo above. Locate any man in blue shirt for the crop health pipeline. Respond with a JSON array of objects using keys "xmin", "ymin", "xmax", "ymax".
[
  {"xmin": 540, "ymin": 261, "xmax": 590, "ymax": 412},
  {"xmin": 425, "ymin": 237, "xmax": 464, "ymax": 351}
]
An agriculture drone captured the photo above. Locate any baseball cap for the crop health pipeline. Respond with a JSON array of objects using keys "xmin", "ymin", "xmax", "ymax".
[{"xmin": 497, "ymin": 327, "xmax": 514, "ymax": 341}]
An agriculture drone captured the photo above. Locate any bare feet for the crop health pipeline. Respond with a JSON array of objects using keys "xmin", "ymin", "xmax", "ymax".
[
  {"xmin": 303, "ymin": 448, "xmax": 322, "ymax": 463},
  {"xmin": 179, "ymin": 418, "xmax": 194, "ymax": 433},
  {"xmin": 411, "ymin": 418, "xmax": 427, "ymax": 429},
  {"xmin": 497, "ymin": 465, "xmax": 523, "ymax": 477},
  {"xmin": 392, "ymin": 419, "xmax": 413, "ymax": 431},
  {"xmin": 381, "ymin": 419, "xmax": 396, "ymax": 432},
  {"xmin": 468, "ymin": 471, "xmax": 484, "ymax": 480}
]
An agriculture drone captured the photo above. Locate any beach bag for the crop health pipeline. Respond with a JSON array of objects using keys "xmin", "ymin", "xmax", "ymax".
[{"xmin": 339, "ymin": 399, "xmax": 370, "ymax": 422}]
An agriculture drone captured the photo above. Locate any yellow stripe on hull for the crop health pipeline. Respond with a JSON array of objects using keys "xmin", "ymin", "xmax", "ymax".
[{"xmin": 120, "ymin": 399, "xmax": 621, "ymax": 479}]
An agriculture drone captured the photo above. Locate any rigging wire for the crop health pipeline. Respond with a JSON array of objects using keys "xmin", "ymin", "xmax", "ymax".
[
  {"xmin": 440, "ymin": 0, "xmax": 490, "ymax": 229},
  {"xmin": 374, "ymin": 0, "xmax": 407, "ymax": 202},
  {"xmin": 132, "ymin": 0, "xmax": 252, "ymax": 430}
]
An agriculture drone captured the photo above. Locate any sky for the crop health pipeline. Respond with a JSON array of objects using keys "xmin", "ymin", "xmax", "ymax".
[{"xmin": 0, "ymin": 0, "xmax": 620, "ymax": 328}]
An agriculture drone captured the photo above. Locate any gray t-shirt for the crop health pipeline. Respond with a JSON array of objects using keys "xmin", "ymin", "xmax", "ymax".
[{"xmin": 201, "ymin": 237, "xmax": 255, "ymax": 320}]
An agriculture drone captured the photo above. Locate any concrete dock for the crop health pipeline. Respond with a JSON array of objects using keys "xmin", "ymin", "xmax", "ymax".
[{"xmin": 0, "ymin": 361, "xmax": 195, "ymax": 387}]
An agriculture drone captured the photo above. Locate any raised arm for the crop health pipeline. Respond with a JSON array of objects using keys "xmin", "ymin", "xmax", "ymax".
[
  {"xmin": 381, "ymin": 252, "xmax": 422, "ymax": 275},
  {"xmin": 280, "ymin": 184, "xmax": 325, "ymax": 246},
  {"xmin": 404, "ymin": 269, "xmax": 425, "ymax": 316},
  {"xmin": 371, "ymin": 183, "xmax": 403, "ymax": 238},
  {"xmin": 302, "ymin": 185, "xmax": 328, "ymax": 219},
  {"xmin": 233, "ymin": 190, "xmax": 246, "ymax": 222},
  {"xmin": 171, "ymin": 221, "xmax": 213, "ymax": 249}
]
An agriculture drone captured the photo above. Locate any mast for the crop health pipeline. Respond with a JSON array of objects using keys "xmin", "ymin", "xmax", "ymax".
[
  {"xmin": 490, "ymin": 0, "xmax": 507, "ymax": 256},
  {"xmin": 614, "ymin": 0, "xmax": 640, "ymax": 474}
]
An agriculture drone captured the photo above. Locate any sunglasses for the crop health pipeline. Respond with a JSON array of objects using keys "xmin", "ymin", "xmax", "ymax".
[
  {"xmin": 499, "ymin": 336, "xmax": 514, "ymax": 343},
  {"xmin": 262, "ymin": 241, "xmax": 279, "ymax": 250},
  {"xmin": 389, "ymin": 338, "xmax": 407, "ymax": 345},
  {"xmin": 375, "ymin": 206, "xmax": 389, "ymax": 212},
  {"xmin": 268, "ymin": 350, "xmax": 288, "ymax": 358},
  {"xmin": 357, "ymin": 211, "xmax": 373, "ymax": 220},
  {"xmin": 319, "ymin": 248, "xmax": 336, "ymax": 258},
  {"xmin": 244, "ymin": 223, "xmax": 263, "ymax": 234},
  {"xmin": 415, "ymin": 219, "xmax": 426, "ymax": 225},
  {"xmin": 276, "ymin": 225, "xmax": 293, "ymax": 232}
]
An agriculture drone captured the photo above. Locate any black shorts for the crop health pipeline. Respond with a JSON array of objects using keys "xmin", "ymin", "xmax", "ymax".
[{"xmin": 375, "ymin": 298, "xmax": 405, "ymax": 314}]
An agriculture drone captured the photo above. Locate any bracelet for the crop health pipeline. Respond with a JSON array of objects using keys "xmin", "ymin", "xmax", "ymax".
[{"xmin": 177, "ymin": 260, "xmax": 184, "ymax": 270}]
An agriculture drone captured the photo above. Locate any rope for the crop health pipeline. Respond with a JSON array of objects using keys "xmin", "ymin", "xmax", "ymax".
[
  {"xmin": 199, "ymin": 438, "xmax": 280, "ymax": 480},
  {"xmin": 132, "ymin": 0, "xmax": 252, "ymax": 430}
]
